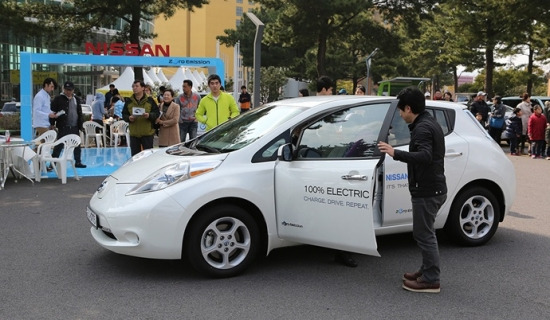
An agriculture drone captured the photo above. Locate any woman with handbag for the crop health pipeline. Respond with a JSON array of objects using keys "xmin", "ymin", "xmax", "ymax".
[{"xmin": 489, "ymin": 96, "xmax": 506, "ymax": 144}]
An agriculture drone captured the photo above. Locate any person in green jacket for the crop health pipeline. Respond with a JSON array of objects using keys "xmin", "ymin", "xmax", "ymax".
[
  {"xmin": 195, "ymin": 74, "xmax": 240, "ymax": 131},
  {"xmin": 122, "ymin": 80, "xmax": 160, "ymax": 156}
]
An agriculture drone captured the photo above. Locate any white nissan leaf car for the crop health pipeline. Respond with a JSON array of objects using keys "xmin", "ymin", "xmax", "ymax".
[{"xmin": 87, "ymin": 96, "xmax": 516, "ymax": 277}]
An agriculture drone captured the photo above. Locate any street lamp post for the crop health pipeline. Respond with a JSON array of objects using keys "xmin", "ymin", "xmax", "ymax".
[
  {"xmin": 246, "ymin": 12, "xmax": 264, "ymax": 108},
  {"xmin": 365, "ymin": 48, "xmax": 379, "ymax": 95}
]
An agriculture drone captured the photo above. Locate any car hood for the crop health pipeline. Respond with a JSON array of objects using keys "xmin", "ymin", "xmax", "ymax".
[{"xmin": 110, "ymin": 147, "xmax": 229, "ymax": 183}]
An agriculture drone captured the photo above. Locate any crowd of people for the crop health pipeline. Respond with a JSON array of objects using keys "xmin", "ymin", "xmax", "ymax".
[
  {"xmin": 32, "ymin": 73, "xmax": 550, "ymax": 170},
  {"xmin": 30, "ymin": 74, "xmax": 250, "ymax": 162},
  {"xmin": 114, "ymin": 74, "xmax": 242, "ymax": 156},
  {"xmin": 468, "ymin": 92, "xmax": 550, "ymax": 159}
]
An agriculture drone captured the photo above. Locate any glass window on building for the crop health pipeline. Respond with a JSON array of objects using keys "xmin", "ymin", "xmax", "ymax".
[{"xmin": 236, "ymin": 6, "xmax": 243, "ymax": 16}]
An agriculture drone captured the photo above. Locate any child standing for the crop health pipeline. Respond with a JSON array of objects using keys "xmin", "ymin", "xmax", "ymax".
[
  {"xmin": 528, "ymin": 104, "xmax": 547, "ymax": 158},
  {"xmin": 505, "ymin": 107, "xmax": 523, "ymax": 155}
]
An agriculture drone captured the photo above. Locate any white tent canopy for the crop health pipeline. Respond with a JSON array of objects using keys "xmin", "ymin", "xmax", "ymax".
[
  {"xmin": 184, "ymin": 68, "xmax": 200, "ymax": 88},
  {"xmin": 192, "ymin": 70, "xmax": 207, "ymax": 87},
  {"xmin": 98, "ymin": 66, "xmax": 154, "ymax": 93},
  {"xmin": 157, "ymin": 69, "xmax": 169, "ymax": 83},
  {"xmin": 98, "ymin": 66, "xmax": 134, "ymax": 91},
  {"xmin": 168, "ymin": 67, "xmax": 202, "ymax": 92},
  {"xmin": 146, "ymin": 68, "xmax": 161, "ymax": 85}
]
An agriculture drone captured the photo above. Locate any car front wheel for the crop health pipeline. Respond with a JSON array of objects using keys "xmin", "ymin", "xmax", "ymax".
[
  {"xmin": 445, "ymin": 187, "xmax": 500, "ymax": 246},
  {"xmin": 184, "ymin": 204, "xmax": 260, "ymax": 277}
]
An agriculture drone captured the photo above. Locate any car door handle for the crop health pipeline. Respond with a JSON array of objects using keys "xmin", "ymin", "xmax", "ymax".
[
  {"xmin": 445, "ymin": 152, "xmax": 463, "ymax": 158},
  {"xmin": 341, "ymin": 174, "xmax": 368, "ymax": 181}
]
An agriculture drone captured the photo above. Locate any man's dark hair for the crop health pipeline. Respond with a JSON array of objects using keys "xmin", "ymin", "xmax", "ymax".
[
  {"xmin": 241, "ymin": 85, "xmax": 246, "ymax": 90},
  {"xmin": 316, "ymin": 76, "xmax": 333, "ymax": 93},
  {"xmin": 43, "ymin": 77, "xmax": 57, "ymax": 89},
  {"xmin": 183, "ymin": 79, "xmax": 193, "ymax": 87},
  {"xmin": 207, "ymin": 74, "xmax": 222, "ymax": 85},
  {"xmin": 109, "ymin": 84, "xmax": 115, "ymax": 88},
  {"xmin": 396, "ymin": 86, "xmax": 426, "ymax": 114},
  {"xmin": 299, "ymin": 88, "xmax": 309, "ymax": 96},
  {"xmin": 159, "ymin": 86, "xmax": 166, "ymax": 92},
  {"xmin": 133, "ymin": 80, "xmax": 145, "ymax": 87}
]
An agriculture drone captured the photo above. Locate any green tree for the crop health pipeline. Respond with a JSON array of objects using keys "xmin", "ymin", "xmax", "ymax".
[
  {"xmin": 472, "ymin": 67, "xmax": 546, "ymax": 97},
  {"xmin": 257, "ymin": 0, "xmax": 374, "ymax": 77},
  {"xmin": 14, "ymin": 0, "xmax": 208, "ymax": 80},
  {"xmin": 217, "ymin": 8, "xmax": 297, "ymax": 69},
  {"xmin": 499, "ymin": 0, "xmax": 550, "ymax": 95},
  {"xmin": 259, "ymin": 66, "xmax": 287, "ymax": 103}
]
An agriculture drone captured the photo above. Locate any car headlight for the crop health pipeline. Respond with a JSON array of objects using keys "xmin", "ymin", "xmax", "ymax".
[
  {"xmin": 126, "ymin": 160, "xmax": 222, "ymax": 195},
  {"xmin": 122, "ymin": 149, "xmax": 158, "ymax": 167}
]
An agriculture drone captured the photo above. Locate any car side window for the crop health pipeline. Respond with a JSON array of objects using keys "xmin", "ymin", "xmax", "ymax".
[
  {"xmin": 388, "ymin": 107, "xmax": 450, "ymax": 146},
  {"xmin": 251, "ymin": 132, "xmax": 290, "ymax": 163},
  {"xmin": 432, "ymin": 109, "xmax": 449, "ymax": 133},
  {"xmin": 297, "ymin": 103, "xmax": 389, "ymax": 159}
]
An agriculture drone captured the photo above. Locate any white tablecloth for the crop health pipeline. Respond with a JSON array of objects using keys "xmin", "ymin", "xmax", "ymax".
[{"xmin": 0, "ymin": 137, "xmax": 36, "ymax": 177}]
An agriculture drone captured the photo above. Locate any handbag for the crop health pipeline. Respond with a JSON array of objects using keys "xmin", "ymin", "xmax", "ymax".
[{"xmin": 489, "ymin": 116, "xmax": 504, "ymax": 129}]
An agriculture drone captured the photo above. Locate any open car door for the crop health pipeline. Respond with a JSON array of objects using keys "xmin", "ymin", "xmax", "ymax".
[{"xmin": 274, "ymin": 101, "xmax": 394, "ymax": 256}]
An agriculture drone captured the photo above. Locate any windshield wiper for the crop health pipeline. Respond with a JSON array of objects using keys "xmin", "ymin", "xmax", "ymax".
[{"xmin": 195, "ymin": 144, "xmax": 221, "ymax": 154}]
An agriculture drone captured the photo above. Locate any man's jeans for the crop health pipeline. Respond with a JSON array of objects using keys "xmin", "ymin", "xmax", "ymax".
[
  {"xmin": 179, "ymin": 121, "xmax": 197, "ymax": 142},
  {"xmin": 411, "ymin": 194, "xmax": 447, "ymax": 283}
]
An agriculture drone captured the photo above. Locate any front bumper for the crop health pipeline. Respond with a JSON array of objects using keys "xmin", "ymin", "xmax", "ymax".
[{"xmin": 88, "ymin": 177, "xmax": 190, "ymax": 259}]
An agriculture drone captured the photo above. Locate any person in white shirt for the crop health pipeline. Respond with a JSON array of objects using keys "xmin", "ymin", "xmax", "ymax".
[{"xmin": 32, "ymin": 78, "xmax": 57, "ymax": 137}]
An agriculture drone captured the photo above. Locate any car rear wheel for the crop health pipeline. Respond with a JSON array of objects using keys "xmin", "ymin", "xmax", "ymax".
[
  {"xmin": 184, "ymin": 204, "xmax": 259, "ymax": 277},
  {"xmin": 444, "ymin": 187, "xmax": 500, "ymax": 246}
]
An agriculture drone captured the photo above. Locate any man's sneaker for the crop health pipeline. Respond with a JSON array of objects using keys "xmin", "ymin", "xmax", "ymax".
[
  {"xmin": 46, "ymin": 165, "xmax": 54, "ymax": 172},
  {"xmin": 402, "ymin": 271, "xmax": 422, "ymax": 281},
  {"xmin": 75, "ymin": 162, "xmax": 87, "ymax": 168},
  {"xmin": 402, "ymin": 278, "xmax": 440, "ymax": 293}
]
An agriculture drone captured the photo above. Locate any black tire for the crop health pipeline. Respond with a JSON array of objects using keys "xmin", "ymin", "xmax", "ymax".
[
  {"xmin": 184, "ymin": 204, "xmax": 260, "ymax": 278},
  {"xmin": 444, "ymin": 187, "xmax": 500, "ymax": 246}
]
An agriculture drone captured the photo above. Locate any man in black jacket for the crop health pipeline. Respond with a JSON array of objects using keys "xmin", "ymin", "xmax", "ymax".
[
  {"xmin": 470, "ymin": 91, "xmax": 490, "ymax": 127},
  {"xmin": 50, "ymin": 81, "xmax": 86, "ymax": 168},
  {"xmin": 378, "ymin": 87, "xmax": 447, "ymax": 293}
]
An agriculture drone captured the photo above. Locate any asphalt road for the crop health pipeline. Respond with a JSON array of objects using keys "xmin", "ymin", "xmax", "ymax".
[{"xmin": 1, "ymin": 151, "xmax": 549, "ymax": 320}]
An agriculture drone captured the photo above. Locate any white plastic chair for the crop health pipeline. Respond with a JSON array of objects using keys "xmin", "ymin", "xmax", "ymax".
[
  {"xmin": 83, "ymin": 121, "xmax": 104, "ymax": 148},
  {"xmin": 31, "ymin": 129, "xmax": 58, "ymax": 176},
  {"xmin": 34, "ymin": 134, "xmax": 81, "ymax": 184},
  {"xmin": 32, "ymin": 129, "xmax": 57, "ymax": 153},
  {"xmin": 33, "ymin": 129, "xmax": 57, "ymax": 144},
  {"xmin": 111, "ymin": 120, "xmax": 129, "ymax": 147}
]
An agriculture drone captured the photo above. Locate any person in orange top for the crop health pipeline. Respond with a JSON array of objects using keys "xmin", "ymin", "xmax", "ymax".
[{"xmin": 238, "ymin": 85, "xmax": 252, "ymax": 113}]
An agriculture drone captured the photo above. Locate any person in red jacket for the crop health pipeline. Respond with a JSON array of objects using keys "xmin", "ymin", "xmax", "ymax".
[{"xmin": 528, "ymin": 104, "xmax": 547, "ymax": 159}]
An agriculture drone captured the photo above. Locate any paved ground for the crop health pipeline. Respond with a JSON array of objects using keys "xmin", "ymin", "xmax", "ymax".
[{"xmin": 0, "ymin": 146, "xmax": 549, "ymax": 319}]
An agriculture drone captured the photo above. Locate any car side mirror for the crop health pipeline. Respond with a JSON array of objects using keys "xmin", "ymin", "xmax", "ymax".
[{"xmin": 277, "ymin": 143, "xmax": 293, "ymax": 161}]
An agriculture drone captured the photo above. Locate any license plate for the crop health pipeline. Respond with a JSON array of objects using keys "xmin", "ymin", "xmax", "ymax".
[{"xmin": 87, "ymin": 206, "xmax": 98, "ymax": 228}]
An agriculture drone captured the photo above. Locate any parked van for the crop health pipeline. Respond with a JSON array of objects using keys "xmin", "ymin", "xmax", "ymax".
[{"xmin": 502, "ymin": 96, "xmax": 550, "ymax": 109}]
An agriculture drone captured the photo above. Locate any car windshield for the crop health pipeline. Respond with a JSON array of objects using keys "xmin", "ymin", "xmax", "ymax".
[{"xmin": 189, "ymin": 104, "xmax": 307, "ymax": 153}]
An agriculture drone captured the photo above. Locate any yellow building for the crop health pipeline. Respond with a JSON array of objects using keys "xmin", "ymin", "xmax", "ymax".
[{"xmin": 154, "ymin": 1, "xmax": 259, "ymax": 80}]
